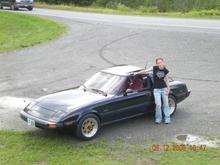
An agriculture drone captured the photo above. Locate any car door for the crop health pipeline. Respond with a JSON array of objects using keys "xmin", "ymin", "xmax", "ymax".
[{"xmin": 97, "ymin": 90, "xmax": 155, "ymax": 124}]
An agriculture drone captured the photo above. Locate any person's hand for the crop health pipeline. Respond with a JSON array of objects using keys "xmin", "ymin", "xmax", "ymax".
[
  {"xmin": 166, "ymin": 88, "xmax": 170, "ymax": 95},
  {"xmin": 132, "ymin": 72, "xmax": 137, "ymax": 76}
]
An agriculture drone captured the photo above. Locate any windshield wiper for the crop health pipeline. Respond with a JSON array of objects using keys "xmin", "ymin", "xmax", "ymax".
[{"xmin": 90, "ymin": 88, "xmax": 107, "ymax": 97}]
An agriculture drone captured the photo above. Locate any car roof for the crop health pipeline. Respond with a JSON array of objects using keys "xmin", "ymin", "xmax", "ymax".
[{"xmin": 101, "ymin": 65, "xmax": 142, "ymax": 76}]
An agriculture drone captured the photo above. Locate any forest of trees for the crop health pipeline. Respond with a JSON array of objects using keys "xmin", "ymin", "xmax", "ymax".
[{"xmin": 36, "ymin": 0, "xmax": 220, "ymax": 12}]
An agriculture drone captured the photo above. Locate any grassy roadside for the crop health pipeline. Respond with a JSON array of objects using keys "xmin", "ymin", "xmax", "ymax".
[
  {"xmin": 0, "ymin": 131, "xmax": 150, "ymax": 165},
  {"xmin": 0, "ymin": 131, "xmax": 219, "ymax": 165},
  {"xmin": 35, "ymin": 2, "xmax": 220, "ymax": 19},
  {"xmin": 0, "ymin": 11, "xmax": 67, "ymax": 53}
]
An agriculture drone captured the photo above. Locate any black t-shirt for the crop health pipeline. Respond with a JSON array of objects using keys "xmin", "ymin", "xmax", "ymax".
[{"xmin": 153, "ymin": 66, "xmax": 169, "ymax": 89}]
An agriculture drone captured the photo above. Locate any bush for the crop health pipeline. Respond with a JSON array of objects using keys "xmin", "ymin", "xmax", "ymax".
[
  {"xmin": 94, "ymin": 0, "xmax": 109, "ymax": 7},
  {"xmin": 138, "ymin": 6, "xmax": 159, "ymax": 13},
  {"xmin": 188, "ymin": 9, "xmax": 220, "ymax": 16},
  {"xmin": 105, "ymin": 1, "xmax": 118, "ymax": 9},
  {"xmin": 36, "ymin": 0, "xmax": 220, "ymax": 13},
  {"xmin": 116, "ymin": 3, "xmax": 131, "ymax": 11}
]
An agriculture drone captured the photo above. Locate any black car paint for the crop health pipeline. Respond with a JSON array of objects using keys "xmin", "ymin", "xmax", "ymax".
[
  {"xmin": 169, "ymin": 81, "xmax": 190, "ymax": 103},
  {"xmin": 20, "ymin": 76, "xmax": 190, "ymax": 130},
  {"xmin": 94, "ymin": 90, "xmax": 154, "ymax": 124},
  {"xmin": 62, "ymin": 81, "xmax": 189, "ymax": 127}
]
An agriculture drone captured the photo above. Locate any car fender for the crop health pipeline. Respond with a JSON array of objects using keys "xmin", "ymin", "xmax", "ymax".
[{"xmin": 76, "ymin": 109, "xmax": 101, "ymax": 124}]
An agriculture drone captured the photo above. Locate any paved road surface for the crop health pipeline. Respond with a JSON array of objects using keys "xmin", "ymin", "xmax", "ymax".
[{"xmin": 0, "ymin": 8, "xmax": 220, "ymax": 143}]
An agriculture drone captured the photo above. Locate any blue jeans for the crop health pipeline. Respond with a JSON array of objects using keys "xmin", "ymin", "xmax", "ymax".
[{"xmin": 153, "ymin": 88, "xmax": 171, "ymax": 123}]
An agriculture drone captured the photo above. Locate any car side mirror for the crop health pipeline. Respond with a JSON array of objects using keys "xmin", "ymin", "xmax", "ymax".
[{"xmin": 124, "ymin": 89, "xmax": 134, "ymax": 96}]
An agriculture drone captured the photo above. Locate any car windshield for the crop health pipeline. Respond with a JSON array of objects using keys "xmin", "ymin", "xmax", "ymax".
[{"xmin": 83, "ymin": 72, "xmax": 126, "ymax": 95}]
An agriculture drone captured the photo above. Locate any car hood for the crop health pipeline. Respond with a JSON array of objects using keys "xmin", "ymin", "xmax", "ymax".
[{"xmin": 35, "ymin": 88, "xmax": 108, "ymax": 112}]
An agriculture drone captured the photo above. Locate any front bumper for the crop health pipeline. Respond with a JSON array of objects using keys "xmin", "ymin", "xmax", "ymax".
[{"xmin": 20, "ymin": 110, "xmax": 62, "ymax": 129}]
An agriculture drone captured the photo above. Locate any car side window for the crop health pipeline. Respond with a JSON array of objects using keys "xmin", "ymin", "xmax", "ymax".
[
  {"xmin": 119, "ymin": 73, "xmax": 154, "ymax": 95},
  {"xmin": 142, "ymin": 74, "xmax": 153, "ymax": 90}
]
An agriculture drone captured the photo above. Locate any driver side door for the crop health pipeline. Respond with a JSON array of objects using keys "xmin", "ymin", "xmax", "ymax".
[{"xmin": 97, "ymin": 90, "xmax": 155, "ymax": 124}]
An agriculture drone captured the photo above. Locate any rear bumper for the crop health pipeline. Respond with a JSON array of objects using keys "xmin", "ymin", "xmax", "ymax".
[
  {"xmin": 15, "ymin": 2, "xmax": 33, "ymax": 8},
  {"xmin": 20, "ymin": 110, "xmax": 62, "ymax": 129},
  {"xmin": 187, "ymin": 90, "xmax": 191, "ymax": 97},
  {"xmin": 176, "ymin": 90, "xmax": 191, "ymax": 103}
]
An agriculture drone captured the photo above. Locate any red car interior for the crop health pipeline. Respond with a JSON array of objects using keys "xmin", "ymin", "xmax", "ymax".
[{"xmin": 129, "ymin": 79, "xmax": 143, "ymax": 90}]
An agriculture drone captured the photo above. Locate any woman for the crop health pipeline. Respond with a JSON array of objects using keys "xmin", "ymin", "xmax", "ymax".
[{"xmin": 134, "ymin": 58, "xmax": 171, "ymax": 124}]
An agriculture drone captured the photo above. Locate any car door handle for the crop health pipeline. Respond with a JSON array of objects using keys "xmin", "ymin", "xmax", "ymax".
[{"xmin": 103, "ymin": 109, "xmax": 109, "ymax": 112}]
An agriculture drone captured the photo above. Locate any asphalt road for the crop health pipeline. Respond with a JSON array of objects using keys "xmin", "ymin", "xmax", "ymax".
[{"xmin": 0, "ymin": 8, "xmax": 220, "ymax": 144}]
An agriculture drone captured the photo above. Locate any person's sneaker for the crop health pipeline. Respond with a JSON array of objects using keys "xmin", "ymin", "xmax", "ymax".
[
  {"xmin": 155, "ymin": 120, "xmax": 162, "ymax": 124},
  {"xmin": 164, "ymin": 120, "xmax": 171, "ymax": 124}
]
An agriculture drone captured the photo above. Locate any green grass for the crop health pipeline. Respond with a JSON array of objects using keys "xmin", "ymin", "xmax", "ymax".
[
  {"xmin": 159, "ymin": 148, "xmax": 220, "ymax": 165},
  {"xmin": 0, "ymin": 131, "xmax": 150, "ymax": 165},
  {"xmin": 0, "ymin": 11, "xmax": 67, "ymax": 53},
  {"xmin": 35, "ymin": 2, "xmax": 220, "ymax": 19},
  {"xmin": 0, "ymin": 131, "xmax": 219, "ymax": 165}
]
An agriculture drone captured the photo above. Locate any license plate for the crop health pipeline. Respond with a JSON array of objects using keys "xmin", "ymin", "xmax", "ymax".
[{"xmin": 27, "ymin": 118, "xmax": 35, "ymax": 127}]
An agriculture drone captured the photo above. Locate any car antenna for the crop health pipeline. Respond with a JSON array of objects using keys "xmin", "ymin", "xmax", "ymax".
[{"xmin": 144, "ymin": 61, "xmax": 148, "ymax": 69}]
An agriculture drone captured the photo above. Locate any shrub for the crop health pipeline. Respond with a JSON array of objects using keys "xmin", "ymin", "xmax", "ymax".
[
  {"xmin": 138, "ymin": 6, "xmax": 159, "ymax": 13},
  {"xmin": 106, "ymin": 1, "xmax": 118, "ymax": 9},
  {"xmin": 36, "ymin": 0, "xmax": 220, "ymax": 14},
  {"xmin": 116, "ymin": 3, "xmax": 131, "ymax": 11},
  {"xmin": 188, "ymin": 9, "xmax": 220, "ymax": 16}
]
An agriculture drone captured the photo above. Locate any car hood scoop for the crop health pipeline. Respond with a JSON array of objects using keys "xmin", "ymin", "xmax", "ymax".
[{"xmin": 35, "ymin": 88, "xmax": 106, "ymax": 112}]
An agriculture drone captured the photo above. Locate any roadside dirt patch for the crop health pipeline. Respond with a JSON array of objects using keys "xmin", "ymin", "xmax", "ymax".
[{"xmin": 0, "ymin": 96, "xmax": 34, "ymax": 130}]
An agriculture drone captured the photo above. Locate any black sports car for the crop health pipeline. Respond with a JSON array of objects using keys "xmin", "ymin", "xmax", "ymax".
[{"xmin": 20, "ymin": 65, "xmax": 190, "ymax": 140}]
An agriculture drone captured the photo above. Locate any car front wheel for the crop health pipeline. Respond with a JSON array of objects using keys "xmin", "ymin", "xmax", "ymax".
[
  {"xmin": 169, "ymin": 95, "xmax": 177, "ymax": 116},
  {"xmin": 27, "ymin": 7, "xmax": 33, "ymax": 11},
  {"xmin": 76, "ymin": 114, "xmax": 100, "ymax": 140}
]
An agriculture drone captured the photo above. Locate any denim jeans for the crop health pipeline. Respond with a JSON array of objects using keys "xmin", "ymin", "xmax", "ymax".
[{"xmin": 153, "ymin": 88, "xmax": 171, "ymax": 123}]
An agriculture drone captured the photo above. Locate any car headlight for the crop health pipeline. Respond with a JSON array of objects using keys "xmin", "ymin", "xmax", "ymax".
[{"xmin": 50, "ymin": 111, "xmax": 66, "ymax": 121}]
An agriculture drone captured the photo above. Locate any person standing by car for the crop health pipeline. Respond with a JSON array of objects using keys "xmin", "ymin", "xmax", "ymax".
[{"xmin": 134, "ymin": 58, "xmax": 171, "ymax": 124}]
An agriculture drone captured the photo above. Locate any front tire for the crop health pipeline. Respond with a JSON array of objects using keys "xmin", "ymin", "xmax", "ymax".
[
  {"xmin": 76, "ymin": 114, "xmax": 100, "ymax": 140},
  {"xmin": 169, "ymin": 95, "xmax": 177, "ymax": 116},
  {"xmin": 27, "ymin": 7, "xmax": 33, "ymax": 11}
]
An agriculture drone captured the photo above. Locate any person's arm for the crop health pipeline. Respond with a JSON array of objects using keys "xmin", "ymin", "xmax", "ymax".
[
  {"xmin": 134, "ymin": 66, "xmax": 153, "ymax": 75},
  {"xmin": 165, "ymin": 76, "xmax": 170, "ymax": 95}
]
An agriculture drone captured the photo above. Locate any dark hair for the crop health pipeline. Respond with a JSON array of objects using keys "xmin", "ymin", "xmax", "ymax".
[{"xmin": 156, "ymin": 57, "xmax": 164, "ymax": 63}]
